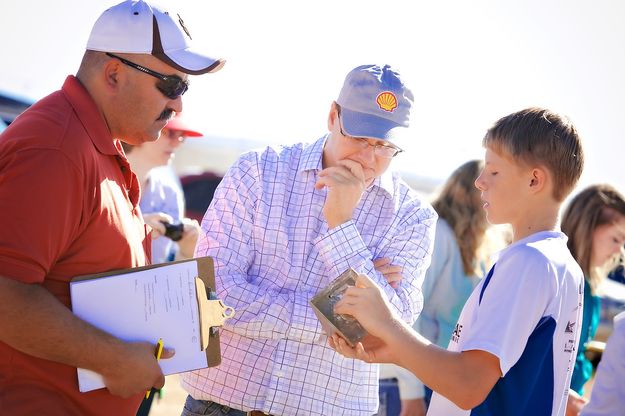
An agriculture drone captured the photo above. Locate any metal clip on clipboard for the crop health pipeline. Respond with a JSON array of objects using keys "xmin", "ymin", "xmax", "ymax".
[{"xmin": 195, "ymin": 277, "xmax": 235, "ymax": 351}]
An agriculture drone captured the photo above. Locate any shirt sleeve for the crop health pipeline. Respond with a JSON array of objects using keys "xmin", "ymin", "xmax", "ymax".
[
  {"xmin": 580, "ymin": 312, "xmax": 625, "ymax": 416},
  {"xmin": 460, "ymin": 245, "xmax": 554, "ymax": 376},
  {"xmin": 195, "ymin": 153, "xmax": 322, "ymax": 343},
  {"xmin": 0, "ymin": 148, "xmax": 83, "ymax": 282},
  {"xmin": 314, "ymin": 194, "xmax": 437, "ymax": 325}
]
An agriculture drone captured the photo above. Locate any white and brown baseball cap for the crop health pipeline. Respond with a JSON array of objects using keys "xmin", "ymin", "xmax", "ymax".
[{"xmin": 86, "ymin": 0, "xmax": 224, "ymax": 75}]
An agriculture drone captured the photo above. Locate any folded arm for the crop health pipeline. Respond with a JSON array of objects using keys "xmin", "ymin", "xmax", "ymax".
[{"xmin": 314, "ymin": 208, "xmax": 436, "ymax": 324}]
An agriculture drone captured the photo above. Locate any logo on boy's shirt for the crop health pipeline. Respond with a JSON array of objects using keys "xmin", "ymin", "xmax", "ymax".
[
  {"xmin": 451, "ymin": 323, "xmax": 463, "ymax": 343},
  {"xmin": 564, "ymin": 338, "xmax": 576, "ymax": 353},
  {"xmin": 565, "ymin": 321, "xmax": 576, "ymax": 333}
]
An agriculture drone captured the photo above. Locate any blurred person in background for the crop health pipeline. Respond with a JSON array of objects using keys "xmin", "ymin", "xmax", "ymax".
[
  {"xmin": 123, "ymin": 114, "xmax": 204, "ymax": 416},
  {"xmin": 378, "ymin": 160, "xmax": 494, "ymax": 416},
  {"xmin": 122, "ymin": 114, "xmax": 202, "ymax": 265},
  {"xmin": 578, "ymin": 311, "xmax": 625, "ymax": 416},
  {"xmin": 561, "ymin": 184, "xmax": 625, "ymax": 415}
]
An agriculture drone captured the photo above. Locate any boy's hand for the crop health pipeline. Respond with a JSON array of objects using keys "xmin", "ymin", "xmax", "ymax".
[
  {"xmin": 334, "ymin": 273, "xmax": 398, "ymax": 339},
  {"xmin": 331, "ymin": 273, "xmax": 405, "ymax": 363},
  {"xmin": 373, "ymin": 257, "xmax": 402, "ymax": 289},
  {"xmin": 329, "ymin": 333, "xmax": 395, "ymax": 363}
]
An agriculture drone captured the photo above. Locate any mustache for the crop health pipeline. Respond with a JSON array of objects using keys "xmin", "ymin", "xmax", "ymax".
[{"xmin": 158, "ymin": 109, "xmax": 175, "ymax": 122}]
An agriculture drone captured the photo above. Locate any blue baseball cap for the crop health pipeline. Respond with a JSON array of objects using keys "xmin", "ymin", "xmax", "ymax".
[{"xmin": 336, "ymin": 64, "xmax": 413, "ymax": 142}]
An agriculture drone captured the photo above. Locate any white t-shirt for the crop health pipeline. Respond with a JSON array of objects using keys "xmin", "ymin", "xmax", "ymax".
[{"xmin": 428, "ymin": 231, "xmax": 583, "ymax": 416}]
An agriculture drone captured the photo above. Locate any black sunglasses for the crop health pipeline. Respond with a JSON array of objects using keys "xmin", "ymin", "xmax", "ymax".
[{"xmin": 106, "ymin": 52, "xmax": 189, "ymax": 99}]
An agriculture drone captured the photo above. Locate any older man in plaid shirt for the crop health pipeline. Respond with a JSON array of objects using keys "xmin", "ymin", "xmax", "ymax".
[{"xmin": 181, "ymin": 64, "xmax": 436, "ymax": 416}]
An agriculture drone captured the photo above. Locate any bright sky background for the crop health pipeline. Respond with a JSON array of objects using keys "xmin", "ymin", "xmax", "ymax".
[{"xmin": 2, "ymin": 0, "xmax": 624, "ymax": 194}]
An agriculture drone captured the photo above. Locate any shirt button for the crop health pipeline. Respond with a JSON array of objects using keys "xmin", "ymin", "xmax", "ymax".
[{"xmin": 274, "ymin": 370, "xmax": 285, "ymax": 377}]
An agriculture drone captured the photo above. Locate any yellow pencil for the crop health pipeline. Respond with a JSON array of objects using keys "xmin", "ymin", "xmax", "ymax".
[{"xmin": 145, "ymin": 338, "xmax": 164, "ymax": 399}]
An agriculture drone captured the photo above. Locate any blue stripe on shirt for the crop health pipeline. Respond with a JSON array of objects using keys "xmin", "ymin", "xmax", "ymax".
[{"xmin": 471, "ymin": 316, "xmax": 556, "ymax": 416}]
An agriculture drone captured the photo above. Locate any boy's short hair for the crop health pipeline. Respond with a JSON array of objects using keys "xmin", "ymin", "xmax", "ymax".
[{"xmin": 483, "ymin": 107, "xmax": 584, "ymax": 201}]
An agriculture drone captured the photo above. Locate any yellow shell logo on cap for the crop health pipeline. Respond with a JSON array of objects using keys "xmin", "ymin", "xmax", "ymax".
[{"xmin": 376, "ymin": 91, "xmax": 398, "ymax": 112}]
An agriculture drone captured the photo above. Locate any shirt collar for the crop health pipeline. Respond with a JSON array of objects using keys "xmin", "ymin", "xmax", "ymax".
[
  {"xmin": 497, "ymin": 230, "xmax": 567, "ymax": 260},
  {"xmin": 61, "ymin": 75, "xmax": 119, "ymax": 156},
  {"xmin": 298, "ymin": 134, "xmax": 395, "ymax": 196},
  {"xmin": 299, "ymin": 135, "xmax": 326, "ymax": 173},
  {"xmin": 377, "ymin": 169, "xmax": 395, "ymax": 195}
]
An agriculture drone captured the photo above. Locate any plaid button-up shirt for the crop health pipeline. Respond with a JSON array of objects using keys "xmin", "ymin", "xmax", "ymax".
[{"xmin": 182, "ymin": 136, "xmax": 436, "ymax": 415}]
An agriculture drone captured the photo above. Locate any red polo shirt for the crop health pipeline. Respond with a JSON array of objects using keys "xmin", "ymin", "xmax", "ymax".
[{"xmin": 0, "ymin": 76, "xmax": 151, "ymax": 415}]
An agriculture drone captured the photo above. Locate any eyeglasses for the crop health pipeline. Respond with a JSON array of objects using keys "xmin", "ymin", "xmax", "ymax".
[
  {"xmin": 338, "ymin": 119, "xmax": 403, "ymax": 158},
  {"xmin": 106, "ymin": 53, "xmax": 189, "ymax": 100}
]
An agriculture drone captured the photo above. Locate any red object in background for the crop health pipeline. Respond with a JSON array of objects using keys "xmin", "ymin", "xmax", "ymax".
[{"xmin": 180, "ymin": 171, "xmax": 223, "ymax": 222}]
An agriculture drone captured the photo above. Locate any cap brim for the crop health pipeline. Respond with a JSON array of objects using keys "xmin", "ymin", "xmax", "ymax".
[
  {"xmin": 151, "ymin": 17, "xmax": 225, "ymax": 75},
  {"xmin": 162, "ymin": 47, "xmax": 225, "ymax": 75},
  {"xmin": 173, "ymin": 128, "xmax": 203, "ymax": 137},
  {"xmin": 152, "ymin": 47, "xmax": 225, "ymax": 75},
  {"xmin": 166, "ymin": 118, "xmax": 203, "ymax": 137},
  {"xmin": 339, "ymin": 107, "xmax": 404, "ymax": 142}
]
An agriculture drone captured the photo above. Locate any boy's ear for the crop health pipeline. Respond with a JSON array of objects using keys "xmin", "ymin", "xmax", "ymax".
[{"xmin": 528, "ymin": 167, "xmax": 548, "ymax": 194}]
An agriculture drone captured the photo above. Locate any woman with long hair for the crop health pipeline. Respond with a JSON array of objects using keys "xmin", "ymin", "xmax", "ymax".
[
  {"xmin": 420, "ymin": 159, "xmax": 491, "ymax": 347},
  {"xmin": 561, "ymin": 184, "xmax": 625, "ymax": 413}
]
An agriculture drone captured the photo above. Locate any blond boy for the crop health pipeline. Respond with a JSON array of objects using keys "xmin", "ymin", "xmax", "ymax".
[{"xmin": 331, "ymin": 107, "xmax": 585, "ymax": 416}]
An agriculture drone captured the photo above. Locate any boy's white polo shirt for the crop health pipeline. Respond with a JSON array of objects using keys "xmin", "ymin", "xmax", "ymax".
[{"xmin": 428, "ymin": 231, "xmax": 583, "ymax": 416}]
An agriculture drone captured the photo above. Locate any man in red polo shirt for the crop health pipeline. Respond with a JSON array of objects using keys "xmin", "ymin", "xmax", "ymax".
[{"xmin": 0, "ymin": 1, "xmax": 224, "ymax": 415}]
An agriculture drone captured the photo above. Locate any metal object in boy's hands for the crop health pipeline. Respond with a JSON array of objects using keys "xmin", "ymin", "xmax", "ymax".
[
  {"xmin": 310, "ymin": 268, "xmax": 368, "ymax": 347},
  {"xmin": 161, "ymin": 221, "xmax": 184, "ymax": 241}
]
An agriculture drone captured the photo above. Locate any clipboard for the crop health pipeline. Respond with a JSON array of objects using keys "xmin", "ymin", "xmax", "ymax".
[{"xmin": 70, "ymin": 256, "xmax": 234, "ymax": 392}]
